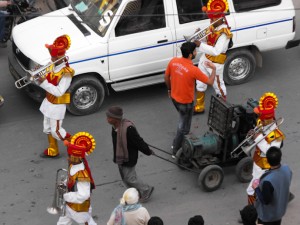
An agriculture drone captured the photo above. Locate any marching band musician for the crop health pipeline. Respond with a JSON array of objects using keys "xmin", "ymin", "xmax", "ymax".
[
  {"xmin": 38, "ymin": 35, "xmax": 75, "ymax": 158},
  {"xmin": 246, "ymin": 93, "xmax": 285, "ymax": 205},
  {"xmin": 57, "ymin": 133, "xmax": 97, "ymax": 225},
  {"xmin": 193, "ymin": 0, "xmax": 232, "ymax": 114}
]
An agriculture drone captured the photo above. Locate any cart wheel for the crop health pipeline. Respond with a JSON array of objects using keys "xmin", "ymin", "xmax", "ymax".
[
  {"xmin": 235, "ymin": 156, "xmax": 253, "ymax": 183},
  {"xmin": 175, "ymin": 148, "xmax": 193, "ymax": 170},
  {"xmin": 198, "ymin": 165, "xmax": 224, "ymax": 192}
]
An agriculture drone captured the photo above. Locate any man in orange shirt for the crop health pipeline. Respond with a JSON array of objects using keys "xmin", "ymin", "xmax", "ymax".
[{"xmin": 164, "ymin": 41, "xmax": 216, "ymax": 155}]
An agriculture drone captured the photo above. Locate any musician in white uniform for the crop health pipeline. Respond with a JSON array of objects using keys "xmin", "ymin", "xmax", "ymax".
[
  {"xmin": 57, "ymin": 134, "xmax": 97, "ymax": 225},
  {"xmin": 246, "ymin": 93, "xmax": 284, "ymax": 205},
  {"xmin": 193, "ymin": 0, "xmax": 232, "ymax": 114},
  {"xmin": 39, "ymin": 35, "xmax": 75, "ymax": 158}
]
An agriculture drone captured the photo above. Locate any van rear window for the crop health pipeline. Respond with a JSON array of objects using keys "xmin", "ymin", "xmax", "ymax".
[{"xmin": 233, "ymin": 0, "xmax": 281, "ymax": 12}]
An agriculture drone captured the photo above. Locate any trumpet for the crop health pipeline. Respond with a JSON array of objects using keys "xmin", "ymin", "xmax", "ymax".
[
  {"xmin": 15, "ymin": 55, "xmax": 68, "ymax": 89},
  {"xmin": 230, "ymin": 117, "xmax": 284, "ymax": 158},
  {"xmin": 183, "ymin": 17, "xmax": 223, "ymax": 42},
  {"xmin": 47, "ymin": 168, "xmax": 68, "ymax": 216}
]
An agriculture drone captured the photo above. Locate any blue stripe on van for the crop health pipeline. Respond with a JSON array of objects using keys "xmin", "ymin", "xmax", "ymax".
[
  {"xmin": 231, "ymin": 18, "xmax": 293, "ymax": 32},
  {"xmin": 70, "ymin": 18, "xmax": 293, "ymax": 65}
]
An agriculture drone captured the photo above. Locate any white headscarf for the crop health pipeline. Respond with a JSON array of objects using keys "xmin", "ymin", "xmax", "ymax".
[{"xmin": 120, "ymin": 188, "xmax": 139, "ymax": 205}]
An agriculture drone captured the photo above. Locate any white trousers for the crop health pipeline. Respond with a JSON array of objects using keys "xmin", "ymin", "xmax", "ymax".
[
  {"xmin": 196, "ymin": 55, "xmax": 226, "ymax": 96},
  {"xmin": 246, "ymin": 163, "xmax": 266, "ymax": 196},
  {"xmin": 57, "ymin": 206, "xmax": 97, "ymax": 225},
  {"xmin": 43, "ymin": 116, "xmax": 67, "ymax": 141}
]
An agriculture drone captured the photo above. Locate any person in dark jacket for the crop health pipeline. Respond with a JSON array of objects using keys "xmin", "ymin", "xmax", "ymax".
[
  {"xmin": 106, "ymin": 106, "xmax": 154, "ymax": 203},
  {"xmin": 252, "ymin": 147, "xmax": 292, "ymax": 225}
]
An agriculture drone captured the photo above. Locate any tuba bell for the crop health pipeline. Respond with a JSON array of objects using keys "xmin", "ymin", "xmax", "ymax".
[
  {"xmin": 230, "ymin": 117, "xmax": 284, "ymax": 158},
  {"xmin": 47, "ymin": 168, "xmax": 68, "ymax": 216}
]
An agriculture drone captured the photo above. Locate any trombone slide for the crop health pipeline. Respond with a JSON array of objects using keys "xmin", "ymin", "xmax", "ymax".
[
  {"xmin": 14, "ymin": 55, "xmax": 68, "ymax": 89},
  {"xmin": 183, "ymin": 17, "xmax": 223, "ymax": 42},
  {"xmin": 230, "ymin": 117, "xmax": 284, "ymax": 158}
]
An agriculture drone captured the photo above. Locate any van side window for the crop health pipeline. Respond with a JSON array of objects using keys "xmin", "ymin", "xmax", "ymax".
[
  {"xmin": 176, "ymin": 0, "xmax": 209, "ymax": 24},
  {"xmin": 233, "ymin": 0, "xmax": 281, "ymax": 12},
  {"xmin": 115, "ymin": 0, "xmax": 166, "ymax": 36}
]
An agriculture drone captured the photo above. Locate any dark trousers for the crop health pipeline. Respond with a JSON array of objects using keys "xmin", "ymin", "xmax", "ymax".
[
  {"xmin": 171, "ymin": 99, "xmax": 193, "ymax": 153},
  {"xmin": 118, "ymin": 165, "xmax": 151, "ymax": 198}
]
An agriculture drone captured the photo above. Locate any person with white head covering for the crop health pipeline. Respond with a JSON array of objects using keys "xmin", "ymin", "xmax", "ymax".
[{"xmin": 107, "ymin": 188, "xmax": 150, "ymax": 225}]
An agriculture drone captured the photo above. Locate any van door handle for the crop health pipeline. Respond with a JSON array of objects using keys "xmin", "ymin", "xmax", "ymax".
[{"xmin": 157, "ymin": 39, "xmax": 168, "ymax": 43}]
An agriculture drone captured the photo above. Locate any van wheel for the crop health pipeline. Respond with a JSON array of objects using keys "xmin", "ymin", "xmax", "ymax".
[
  {"xmin": 67, "ymin": 75, "xmax": 105, "ymax": 116},
  {"xmin": 224, "ymin": 49, "xmax": 256, "ymax": 85}
]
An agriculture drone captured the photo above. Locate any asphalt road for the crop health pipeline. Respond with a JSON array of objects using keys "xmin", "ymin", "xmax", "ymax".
[{"xmin": 0, "ymin": 2, "xmax": 300, "ymax": 225}]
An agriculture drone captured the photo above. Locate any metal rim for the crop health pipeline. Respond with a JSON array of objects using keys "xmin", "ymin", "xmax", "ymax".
[
  {"xmin": 203, "ymin": 169, "xmax": 222, "ymax": 189},
  {"xmin": 228, "ymin": 56, "xmax": 251, "ymax": 81},
  {"xmin": 73, "ymin": 85, "xmax": 98, "ymax": 110}
]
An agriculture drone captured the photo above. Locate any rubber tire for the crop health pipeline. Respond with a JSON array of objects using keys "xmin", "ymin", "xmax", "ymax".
[
  {"xmin": 175, "ymin": 148, "xmax": 193, "ymax": 170},
  {"xmin": 198, "ymin": 165, "xmax": 224, "ymax": 192},
  {"xmin": 67, "ymin": 75, "xmax": 105, "ymax": 116},
  {"xmin": 235, "ymin": 156, "xmax": 253, "ymax": 183},
  {"xmin": 224, "ymin": 49, "xmax": 256, "ymax": 85}
]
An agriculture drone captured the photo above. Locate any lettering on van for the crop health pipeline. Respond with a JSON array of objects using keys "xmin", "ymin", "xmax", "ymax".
[{"xmin": 99, "ymin": 10, "xmax": 114, "ymax": 28}]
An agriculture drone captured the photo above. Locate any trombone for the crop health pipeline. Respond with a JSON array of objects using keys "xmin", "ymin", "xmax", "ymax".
[
  {"xmin": 183, "ymin": 17, "xmax": 223, "ymax": 42},
  {"xmin": 47, "ymin": 168, "xmax": 68, "ymax": 216},
  {"xmin": 15, "ymin": 55, "xmax": 68, "ymax": 89},
  {"xmin": 230, "ymin": 117, "xmax": 284, "ymax": 158}
]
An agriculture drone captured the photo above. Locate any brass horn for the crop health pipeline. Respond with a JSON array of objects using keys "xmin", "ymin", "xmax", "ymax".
[
  {"xmin": 15, "ymin": 55, "xmax": 68, "ymax": 89},
  {"xmin": 47, "ymin": 168, "xmax": 68, "ymax": 216},
  {"xmin": 230, "ymin": 117, "xmax": 284, "ymax": 158},
  {"xmin": 183, "ymin": 17, "xmax": 223, "ymax": 42}
]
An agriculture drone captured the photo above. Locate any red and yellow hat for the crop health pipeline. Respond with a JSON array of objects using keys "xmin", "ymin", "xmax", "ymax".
[
  {"xmin": 45, "ymin": 35, "xmax": 71, "ymax": 57},
  {"xmin": 254, "ymin": 92, "xmax": 278, "ymax": 121},
  {"xmin": 67, "ymin": 132, "xmax": 96, "ymax": 158},
  {"xmin": 202, "ymin": 0, "xmax": 229, "ymax": 19}
]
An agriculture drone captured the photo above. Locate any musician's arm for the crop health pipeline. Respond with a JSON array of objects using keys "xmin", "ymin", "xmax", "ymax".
[
  {"xmin": 63, "ymin": 181, "xmax": 91, "ymax": 204},
  {"xmin": 198, "ymin": 34, "xmax": 229, "ymax": 56},
  {"xmin": 40, "ymin": 75, "xmax": 72, "ymax": 97}
]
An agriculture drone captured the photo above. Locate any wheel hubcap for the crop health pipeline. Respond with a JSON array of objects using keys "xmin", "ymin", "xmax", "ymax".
[
  {"xmin": 205, "ymin": 171, "xmax": 221, "ymax": 188},
  {"xmin": 228, "ymin": 57, "xmax": 251, "ymax": 81},
  {"xmin": 73, "ymin": 86, "xmax": 97, "ymax": 110}
]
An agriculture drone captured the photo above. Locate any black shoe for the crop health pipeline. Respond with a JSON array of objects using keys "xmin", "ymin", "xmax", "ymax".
[{"xmin": 140, "ymin": 187, "xmax": 154, "ymax": 203}]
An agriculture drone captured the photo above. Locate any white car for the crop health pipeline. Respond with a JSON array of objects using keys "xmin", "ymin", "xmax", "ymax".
[{"xmin": 8, "ymin": 0, "xmax": 299, "ymax": 115}]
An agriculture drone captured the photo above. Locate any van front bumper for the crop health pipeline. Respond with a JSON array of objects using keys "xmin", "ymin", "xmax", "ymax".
[{"xmin": 8, "ymin": 45, "xmax": 45, "ymax": 103}]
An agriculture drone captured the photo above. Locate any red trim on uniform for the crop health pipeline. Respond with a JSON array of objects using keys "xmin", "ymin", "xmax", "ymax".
[{"xmin": 56, "ymin": 120, "xmax": 64, "ymax": 141}]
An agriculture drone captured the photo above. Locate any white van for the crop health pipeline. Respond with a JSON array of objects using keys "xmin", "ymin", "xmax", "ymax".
[{"xmin": 8, "ymin": 0, "xmax": 299, "ymax": 115}]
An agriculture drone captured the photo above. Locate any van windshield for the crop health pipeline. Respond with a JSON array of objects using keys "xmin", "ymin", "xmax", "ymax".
[{"xmin": 71, "ymin": 0, "xmax": 121, "ymax": 36}]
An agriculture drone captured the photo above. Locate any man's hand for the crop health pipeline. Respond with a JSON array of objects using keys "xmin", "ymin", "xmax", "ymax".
[
  {"xmin": 194, "ymin": 40, "xmax": 201, "ymax": 47},
  {"xmin": 204, "ymin": 61, "xmax": 216, "ymax": 70},
  {"xmin": 252, "ymin": 179, "xmax": 260, "ymax": 189}
]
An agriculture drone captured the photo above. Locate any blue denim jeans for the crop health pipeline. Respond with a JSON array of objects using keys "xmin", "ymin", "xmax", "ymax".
[{"xmin": 172, "ymin": 98, "xmax": 193, "ymax": 153}]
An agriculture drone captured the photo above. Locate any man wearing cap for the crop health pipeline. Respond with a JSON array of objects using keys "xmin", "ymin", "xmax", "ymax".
[
  {"xmin": 165, "ymin": 41, "xmax": 216, "ymax": 156},
  {"xmin": 193, "ymin": 0, "xmax": 233, "ymax": 114},
  {"xmin": 56, "ymin": 139, "xmax": 97, "ymax": 225},
  {"xmin": 246, "ymin": 93, "xmax": 284, "ymax": 205},
  {"xmin": 38, "ymin": 35, "xmax": 75, "ymax": 158},
  {"xmin": 106, "ymin": 106, "xmax": 154, "ymax": 203}
]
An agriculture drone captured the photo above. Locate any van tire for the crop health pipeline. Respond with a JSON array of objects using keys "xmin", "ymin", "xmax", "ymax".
[
  {"xmin": 224, "ymin": 49, "xmax": 256, "ymax": 85},
  {"xmin": 67, "ymin": 75, "xmax": 105, "ymax": 116}
]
